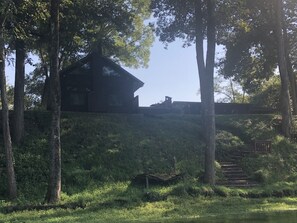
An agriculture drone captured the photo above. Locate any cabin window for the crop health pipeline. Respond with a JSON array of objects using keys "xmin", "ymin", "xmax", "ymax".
[
  {"xmin": 102, "ymin": 66, "xmax": 120, "ymax": 77},
  {"xmin": 70, "ymin": 92, "xmax": 86, "ymax": 106},
  {"xmin": 82, "ymin": 62, "xmax": 91, "ymax": 70},
  {"xmin": 108, "ymin": 94, "xmax": 122, "ymax": 106}
]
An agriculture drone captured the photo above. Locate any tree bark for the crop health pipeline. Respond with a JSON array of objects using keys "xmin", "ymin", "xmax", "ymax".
[
  {"xmin": 0, "ymin": 25, "xmax": 17, "ymax": 200},
  {"xmin": 195, "ymin": 0, "xmax": 216, "ymax": 185},
  {"xmin": 45, "ymin": 0, "xmax": 61, "ymax": 203},
  {"xmin": 283, "ymin": 25, "xmax": 297, "ymax": 115},
  {"xmin": 13, "ymin": 39, "xmax": 25, "ymax": 144},
  {"xmin": 274, "ymin": 0, "xmax": 292, "ymax": 137},
  {"xmin": 41, "ymin": 74, "xmax": 51, "ymax": 110}
]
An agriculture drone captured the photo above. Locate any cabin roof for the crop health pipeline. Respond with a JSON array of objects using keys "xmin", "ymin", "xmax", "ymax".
[{"xmin": 60, "ymin": 52, "xmax": 144, "ymax": 92}]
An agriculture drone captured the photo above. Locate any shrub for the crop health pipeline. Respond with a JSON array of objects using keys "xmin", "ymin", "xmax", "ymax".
[
  {"xmin": 214, "ymin": 186, "xmax": 230, "ymax": 197},
  {"xmin": 253, "ymin": 169, "xmax": 270, "ymax": 183}
]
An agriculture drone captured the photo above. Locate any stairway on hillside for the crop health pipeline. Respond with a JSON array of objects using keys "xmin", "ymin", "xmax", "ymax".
[
  {"xmin": 218, "ymin": 161, "xmax": 257, "ymax": 188},
  {"xmin": 218, "ymin": 150, "xmax": 258, "ymax": 188}
]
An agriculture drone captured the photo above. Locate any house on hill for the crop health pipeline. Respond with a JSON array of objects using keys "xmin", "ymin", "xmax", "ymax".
[{"xmin": 60, "ymin": 52, "xmax": 144, "ymax": 113}]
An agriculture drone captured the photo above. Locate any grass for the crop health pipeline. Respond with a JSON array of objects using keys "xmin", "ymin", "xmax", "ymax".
[
  {"xmin": 0, "ymin": 112, "xmax": 297, "ymax": 222},
  {"xmin": 1, "ymin": 182, "xmax": 297, "ymax": 222}
]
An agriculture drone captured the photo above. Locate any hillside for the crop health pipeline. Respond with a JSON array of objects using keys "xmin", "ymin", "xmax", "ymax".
[{"xmin": 0, "ymin": 112, "xmax": 296, "ymax": 200}]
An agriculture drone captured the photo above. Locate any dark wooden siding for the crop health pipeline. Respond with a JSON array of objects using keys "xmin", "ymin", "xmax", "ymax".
[{"xmin": 60, "ymin": 53, "xmax": 142, "ymax": 113}]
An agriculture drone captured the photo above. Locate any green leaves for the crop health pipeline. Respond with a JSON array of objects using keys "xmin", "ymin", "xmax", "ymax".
[{"xmin": 58, "ymin": 0, "xmax": 154, "ymax": 68}]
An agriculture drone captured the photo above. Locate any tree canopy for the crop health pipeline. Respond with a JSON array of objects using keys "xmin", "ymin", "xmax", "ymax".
[{"xmin": 33, "ymin": 0, "xmax": 154, "ymax": 69}]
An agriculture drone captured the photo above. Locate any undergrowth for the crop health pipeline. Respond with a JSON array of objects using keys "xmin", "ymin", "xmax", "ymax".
[{"xmin": 0, "ymin": 112, "xmax": 296, "ymax": 205}]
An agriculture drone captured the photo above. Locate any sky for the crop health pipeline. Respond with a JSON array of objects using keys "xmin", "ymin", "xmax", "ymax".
[
  {"xmin": 125, "ymin": 40, "xmax": 200, "ymax": 106},
  {"xmin": 5, "ymin": 39, "xmax": 221, "ymax": 107}
]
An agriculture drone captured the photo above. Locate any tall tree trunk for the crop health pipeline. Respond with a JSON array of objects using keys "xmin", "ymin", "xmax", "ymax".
[
  {"xmin": 195, "ymin": 0, "xmax": 216, "ymax": 185},
  {"xmin": 274, "ymin": 0, "xmax": 292, "ymax": 137},
  {"xmin": 13, "ymin": 39, "xmax": 25, "ymax": 144},
  {"xmin": 39, "ymin": 49, "xmax": 51, "ymax": 110},
  {"xmin": 41, "ymin": 74, "xmax": 51, "ymax": 110},
  {"xmin": 280, "ymin": 0, "xmax": 297, "ymax": 115},
  {"xmin": 45, "ymin": 0, "xmax": 61, "ymax": 203},
  {"xmin": 0, "ymin": 26, "xmax": 17, "ymax": 200},
  {"xmin": 283, "ymin": 26, "xmax": 297, "ymax": 115}
]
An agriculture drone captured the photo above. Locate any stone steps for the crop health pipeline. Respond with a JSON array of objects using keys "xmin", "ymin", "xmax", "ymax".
[{"xmin": 219, "ymin": 161, "xmax": 257, "ymax": 188}]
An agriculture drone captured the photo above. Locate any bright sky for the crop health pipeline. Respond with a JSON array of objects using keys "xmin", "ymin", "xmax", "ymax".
[{"xmin": 125, "ymin": 40, "xmax": 200, "ymax": 106}]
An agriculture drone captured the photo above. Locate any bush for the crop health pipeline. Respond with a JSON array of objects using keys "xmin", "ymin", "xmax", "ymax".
[
  {"xmin": 253, "ymin": 169, "xmax": 270, "ymax": 183},
  {"xmin": 214, "ymin": 186, "xmax": 230, "ymax": 197},
  {"xmin": 216, "ymin": 130, "xmax": 244, "ymax": 161}
]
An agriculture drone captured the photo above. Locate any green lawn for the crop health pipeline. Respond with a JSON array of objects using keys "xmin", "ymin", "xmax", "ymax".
[
  {"xmin": 0, "ymin": 112, "xmax": 297, "ymax": 222},
  {"xmin": 1, "ymin": 185, "xmax": 297, "ymax": 223},
  {"xmin": 2, "ymin": 182, "xmax": 297, "ymax": 222}
]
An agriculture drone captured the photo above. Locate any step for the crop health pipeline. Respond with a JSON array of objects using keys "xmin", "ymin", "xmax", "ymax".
[
  {"xmin": 222, "ymin": 168, "xmax": 244, "ymax": 174},
  {"xmin": 217, "ymin": 181, "xmax": 258, "ymax": 188},
  {"xmin": 226, "ymin": 184, "xmax": 254, "ymax": 188},
  {"xmin": 221, "ymin": 165, "xmax": 241, "ymax": 169},
  {"xmin": 223, "ymin": 171, "xmax": 247, "ymax": 176},
  {"xmin": 225, "ymin": 176, "xmax": 249, "ymax": 181},
  {"xmin": 229, "ymin": 154, "xmax": 242, "ymax": 158},
  {"xmin": 219, "ymin": 160, "xmax": 258, "ymax": 188},
  {"xmin": 228, "ymin": 177, "xmax": 249, "ymax": 181},
  {"xmin": 221, "ymin": 166, "xmax": 242, "ymax": 170},
  {"xmin": 220, "ymin": 162, "xmax": 238, "ymax": 166}
]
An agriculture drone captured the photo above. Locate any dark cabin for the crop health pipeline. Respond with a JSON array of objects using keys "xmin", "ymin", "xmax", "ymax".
[{"xmin": 60, "ymin": 52, "xmax": 144, "ymax": 113}]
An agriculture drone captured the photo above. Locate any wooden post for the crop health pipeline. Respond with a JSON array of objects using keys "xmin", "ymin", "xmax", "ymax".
[{"xmin": 145, "ymin": 174, "xmax": 149, "ymax": 189}]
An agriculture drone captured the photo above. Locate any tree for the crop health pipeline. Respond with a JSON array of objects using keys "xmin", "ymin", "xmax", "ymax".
[
  {"xmin": 274, "ymin": 0, "xmax": 291, "ymax": 137},
  {"xmin": 13, "ymin": 38, "xmax": 25, "ymax": 144},
  {"xmin": 3, "ymin": 0, "xmax": 42, "ymax": 143},
  {"xmin": 217, "ymin": 0, "xmax": 294, "ymax": 136},
  {"xmin": 217, "ymin": 0, "xmax": 278, "ymax": 94},
  {"xmin": 0, "ymin": 0, "xmax": 17, "ymax": 200},
  {"xmin": 152, "ymin": 0, "xmax": 217, "ymax": 184},
  {"xmin": 250, "ymin": 76, "xmax": 281, "ymax": 110},
  {"xmin": 11, "ymin": 0, "xmax": 34, "ymax": 144},
  {"xmin": 45, "ymin": 0, "xmax": 61, "ymax": 203},
  {"xmin": 24, "ymin": 68, "xmax": 45, "ymax": 109},
  {"xmin": 214, "ymin": 76, "xmax": 248, "ymax": 103},
  {"xmin": 57, "ymin": 0, "xmax": 154, "ymax": 69}
]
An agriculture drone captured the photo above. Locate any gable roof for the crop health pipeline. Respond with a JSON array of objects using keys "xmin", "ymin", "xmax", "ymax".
[{"xmin": 60, "ymin": 52, "xmax": 144, "ymax": 92}]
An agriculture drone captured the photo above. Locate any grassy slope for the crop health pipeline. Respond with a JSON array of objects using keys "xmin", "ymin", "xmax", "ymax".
[
  {"xmin": 0, "ymin": 112, "xmax": 297, "ymax": 222},
  {"xmin": 1, "ymin": 112, "xmax": 206, "ymax": 198}
]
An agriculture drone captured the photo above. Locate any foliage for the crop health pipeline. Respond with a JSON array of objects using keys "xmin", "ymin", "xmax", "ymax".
[
  {"xmin": 62, "ymin": 0, "xmax": 154, "ymax": 68},
  {"xmin": 214, "ymin": 76, "xmax": 249, "ymax": 103},
  {"xmin": 217, "ymin": 0, "xmax": 297, "ymax": 95},
  {"xmin": 215, "ymin": 130, "xmax": 245, "ymax": 161},
  {"xmin": 23, "ymin": 0, "xmax": 154, "ymax": 70},
  {"xmin": 216, "ymin": 115, "xmax": 277, "ymax": 143},
  {"xmin": 24, "ymin": 70, "xmax": 44, "ymax": 109},
  {"xmin": 242, "ymin": 135, "xmax": 297, "ymax": 184},
  {"xmin": 217, "ymin": 0, "xmax": 278, "ymax": 93},
  {"xmin": 249, "ymin": 75, "xmax": 281, "ymax": 111}
]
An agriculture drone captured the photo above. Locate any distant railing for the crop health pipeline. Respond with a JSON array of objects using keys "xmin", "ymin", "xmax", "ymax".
[{"xmin": 253, "ymin": 140, "xmax": 272, "ymax": 153}]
